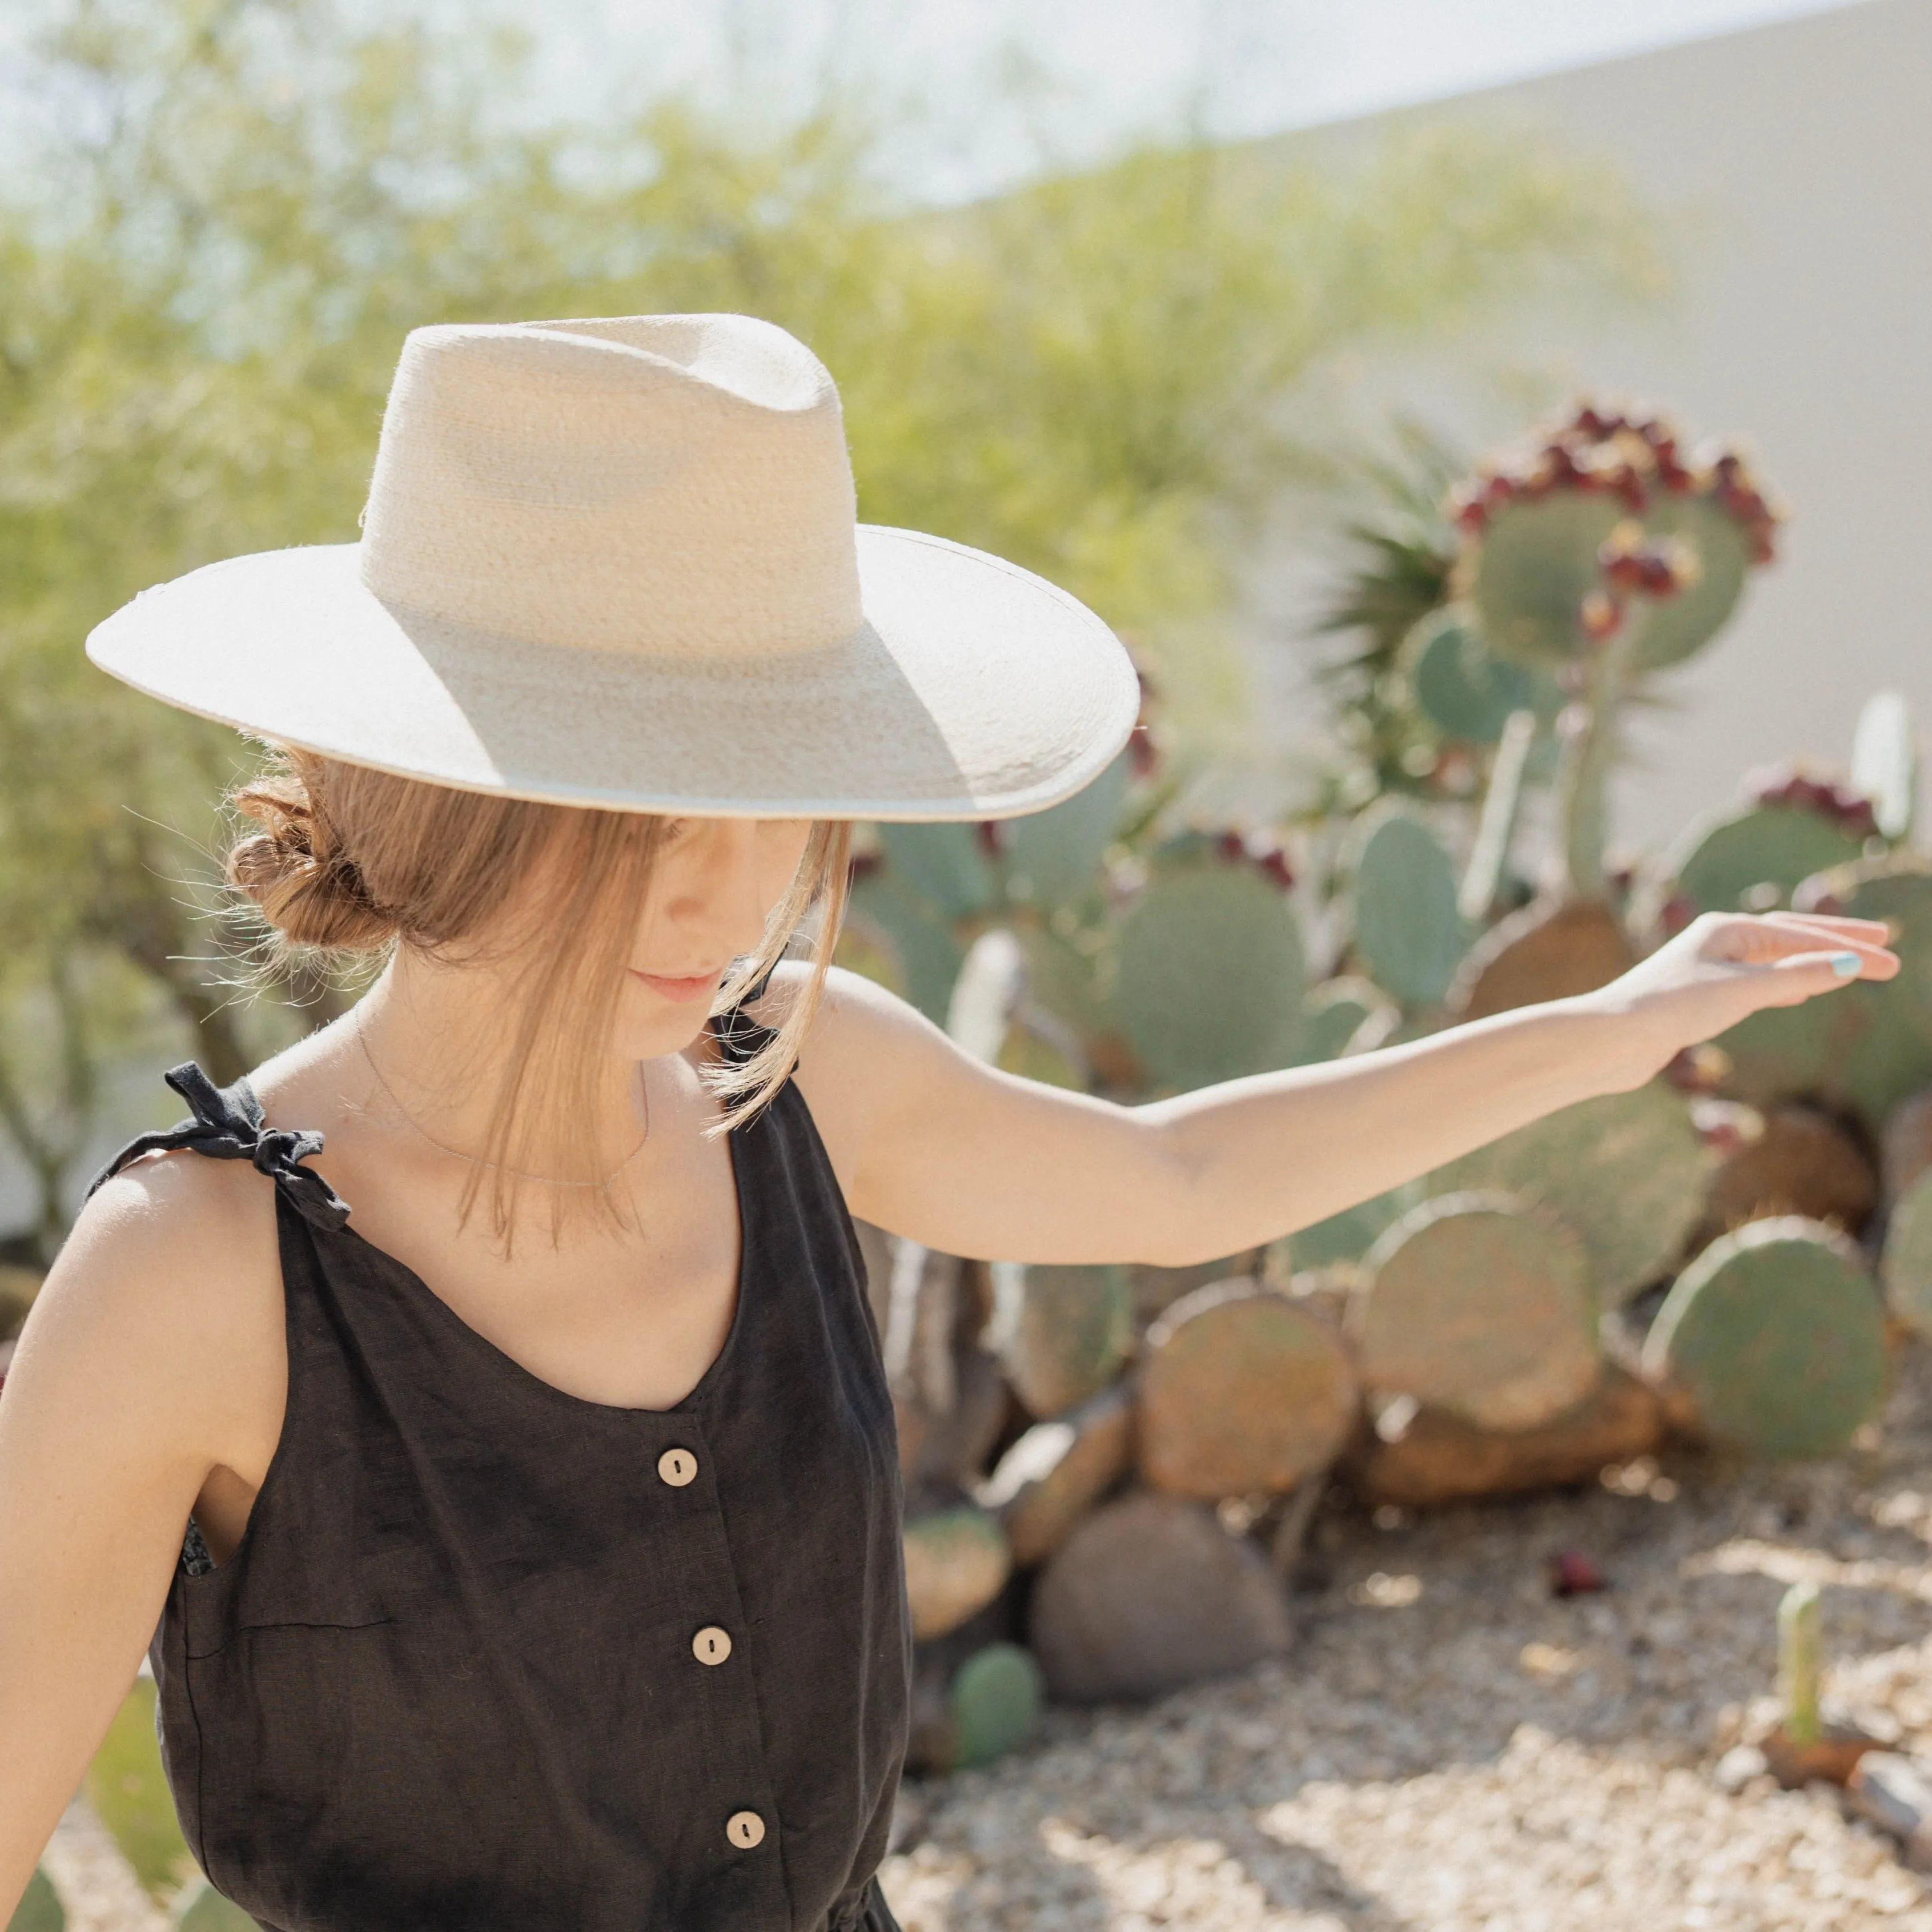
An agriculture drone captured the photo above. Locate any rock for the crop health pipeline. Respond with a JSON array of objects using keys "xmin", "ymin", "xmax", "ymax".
[
  {"xmin": 1702, "ymin": 1103, "xmax": 1878, "ymax": 1238},
  {"xmin": 1029, "ymin": 1491, "xmax": 1292, "ymax": 1702},
  {"xmin": 978, "ymin": 1383, "xmax": 1132, "ymax": 1567},
  {"xmin": 902, "ymin": 1507, "xmax": 1012, "ymax": 1641},
  {"xmin": 1447, "ymin": 895, "xmax": 1635, "ymax": 1022},
  {"xmin": 1761, "ymin": 1721, "xmax": 1879, "ymax": 1790},
  {"xmin": 1713, "ymin": 1744, "xmax": 1770, "ymax": 1794},
  {"xmin": 1346, "ymin": 1365, "xmax": 1666, "ymax": 1509},
  {"xmin": 1136, "ymin": 1281, "xmax": 1358, "ymax": 1500},
  {"xmin": 1846, "ymin": 1753, "xmax": 1932, "ymax": 1866}
]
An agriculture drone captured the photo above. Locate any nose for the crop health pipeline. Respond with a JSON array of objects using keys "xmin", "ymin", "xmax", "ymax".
[{"xmin": 661, "ymin": 819, "xmax": 774, "ymax": 961}]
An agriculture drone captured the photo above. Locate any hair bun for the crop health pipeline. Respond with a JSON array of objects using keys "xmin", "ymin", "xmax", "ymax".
[{"xmin": 228, "ymin": 777, "xmax": 396, "ymax": 952}]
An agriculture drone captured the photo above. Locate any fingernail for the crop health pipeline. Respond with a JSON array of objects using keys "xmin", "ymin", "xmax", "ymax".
[{"xmin": 1831, "ymin": 952, "xmax": 1862, "ymax": 977}]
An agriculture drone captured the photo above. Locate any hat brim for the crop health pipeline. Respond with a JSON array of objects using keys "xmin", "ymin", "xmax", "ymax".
[{"xmin": 85, "ymin": 527, "xmax": 1140, "ymax": 821}]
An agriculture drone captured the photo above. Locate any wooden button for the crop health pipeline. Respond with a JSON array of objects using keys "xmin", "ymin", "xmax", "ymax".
[
  {"xmin": 726, "ymin": 1810, "xmax": 765, "ymax": 1850},
  {"xmin": 657, "ymin": 1448, "xmax": 697, "ymax": 1487},
  {"xmin": 692, "ymin": 1625, "xmax": 733, "ymax": 1666}
]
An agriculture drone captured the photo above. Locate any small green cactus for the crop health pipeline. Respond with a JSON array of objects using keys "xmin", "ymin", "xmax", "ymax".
[
  {"xmin": 949, "ymin": 1642, "xmax": 1045, "ymax": 1770},
  {"xmin": 1345, "ymin": 805, "xmax": 1468, "ymax": 1009},
  {"xmin": 1402, "ymin": 605, "xmax": 1539, "ymax": 745},
  {"xmin": 1001, "ymin": 751, "xmax": 1131, "ymax": 910},
  {"xmin": 988, "ymin": 1260, "xmax": 1133, "ymax": 1420},
  {"xmin": 1778, "ymin": 1580, "xmax": 1823, "ymax": 1747},
  {"xmin": 1112, "ymin": 851, "xmax": 1305, "ymax": 1092},
  {"xmin": 1431, "ymin": 1081, "xmax": 1706, "ymax": 1306},
  {"xmin": 846, "ymin": 871, "xmax": 966, "ymax": 1025},
  {"xmin": 1641, "ymin": 1217, "xmax": 1887, "ymax": 1460},
  {"xmin": 1880, "ymin": 1170, "xmax": 1932, "ymax": 1336},
  {"xmin": 7, "ymin": 1870, "xmax": 63, "ymax": 1932},
  {"xmin": 1352, "ymin": 1192, "xmax": 1600, "ymax": 1432}
]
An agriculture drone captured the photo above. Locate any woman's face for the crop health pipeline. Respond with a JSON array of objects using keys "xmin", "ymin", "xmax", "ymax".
[{"xmin": 619, "ymin": 816, "xmax": 815, "ymax": 1058}]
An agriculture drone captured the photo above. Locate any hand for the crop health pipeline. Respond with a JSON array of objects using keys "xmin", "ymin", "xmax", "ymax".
[{"xmin": 1584, "ymin": 910, "xmax": 1901, "ymax": 1088}]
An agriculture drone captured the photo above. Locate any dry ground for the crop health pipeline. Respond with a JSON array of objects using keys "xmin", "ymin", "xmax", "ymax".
[
  {"xmin": 43, "ymin": 1352, "xmax": 1932, "ymax": 1931},
  {"xmin": 879, "ymin": 1345, "xmax": 1932, "ymax": 1931}
]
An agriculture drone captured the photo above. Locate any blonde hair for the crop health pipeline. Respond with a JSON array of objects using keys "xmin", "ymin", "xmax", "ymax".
[{"xmin": 226, "ymin": 747, "xmax": 851, "ymax": 1240}]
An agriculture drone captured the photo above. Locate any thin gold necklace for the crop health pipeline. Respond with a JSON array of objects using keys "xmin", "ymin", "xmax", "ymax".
[{"xmin": 351, "ymin": 1006, "xmax": 650, "ymax": 1188}]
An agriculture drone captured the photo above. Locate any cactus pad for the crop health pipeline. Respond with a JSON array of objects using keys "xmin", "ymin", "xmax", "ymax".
[
  {"xmin": 1468, "ymin": 491, "xmax": 1626, "ymax": 665},
  {"xmin": 846, "ymin": 873, "xmax": 966, "ymax": 1025},
  {"xmin": 877, "ymin": 821, "xmax": 1001, "ymax": 922},
  {"xmin": 1664, "ymin": 801, "xmax": 1869, "ymax": 919},
  {"xmin": 1851, "ymin": 690, "xmax": 1917, "ymax": 842},
  {"xmin": 989, "ymin": 1261, "xmax": 1134, "ymax": 1419},
  {"xmin": 1002, "ymin": 750, "xmax": 1130, "ymax": 910},
  {"xmin": 1404, "ymin": 606, "xmax": 1539, "ymax": 744},
  {"xmin": 1432, "ymin": 1079, "xmax": 1706, "ymax": 1304},
  {"xmin": 1288, "ymin": 1178, "xmax": 1428, "ymax": 1274},
  {"xmin": 1346, "ymin": 806, "xmax": 1468, "ymax": 1009},
  {"xmin": 1113, "ymin": 859, "xmax": 1305, "ymax": 1091},
  {"xmin": 7, "ymin": 1871, "xmax": 63, "ymax": 1932},
  {"xmin": 1447, "ymin": 895, "xmax": 1635, "ymax": 1020},
  {"xmin": 902, "ymin": 1507, "xmax": 1013, "ymax": 1641},
  {"xmin": 1641, "ymin": 1217, "xmax": 1886, "ymax": 1459},
  {"xmin": 1881, "ymin": 1171, "xmax": 1932, "ymax": 1337},
  {"xmin": 979, "ymin": 1384, "xmax": 1133, "ymax": 1567},
  {"xmin": 1353, "ymin": 1192, "xmax": 1601, "ymax": 1432},
  {"xmin": 1300, "ymin": 976, "xmax": 1399, "ymax": 1062},
  {"xmin": 1629, "ymin": 492, "xmax": 1753, "ymax": 670},
  {"xmin": 1136, "ymin": 1280, "xmax": 1359, "ymax": 1497},
  {"xmin": 947, "ymin": 1642, "xmax": 1045, "ymax": 1770}
]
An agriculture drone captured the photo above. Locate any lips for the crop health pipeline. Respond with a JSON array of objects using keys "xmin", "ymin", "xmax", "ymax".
[{"xmin": 630, "ymin": 967, "xmax": 724, "ymax": 1005}]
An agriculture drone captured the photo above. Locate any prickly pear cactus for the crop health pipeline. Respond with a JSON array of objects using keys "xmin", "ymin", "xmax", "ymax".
[
  {"xmin": 989, "ymin": 1261, "xmax": 1134, "ymax": 1420},
  {"xmin": 7, "ymin": 1870, "xmax": 63, "ymax": 1932},
  {"xmin": 1629, "ymin": 489, "xmax": 1756, "ymax": 671},
  {"xmin": 949, "ymin": 1642, "xmax": 1044, "ymax": 1770},
  {"xmin": 1403, "ymin": 605, "xmax": 1539, "ymax": 745},
  {"xmin": 1288, "ymin": 1178, "xmax": 1429, "ymax": 1275},
  {"xmin": 902, "ymin": 1507, "xmax": 1013, "ymax": 1641},
  {"xmin": 1431, "ymin": 1080, "xmax": 1706, "ymax": 1305},
  {"xmin": 875, "ymin": 822, "xmax": 1002, "ymax": 923},
  {"xmin": 1464, "ymin": 488, "xmax": 1627, "ymax": 666},
  {"xmin": 1112, "ymin": 849, "xmax": 1305, "ymax": 1091},
  {"xmin": 1641, "ymin": 1217, "xmax": 1887, "ymax": 1460},
  {"xmin": 1660, "ymin": 796, "xmax": 1870, "ymax": 922},
  {"xmin": 1137, "ymin": 1280, "xmax": 1359, "ymax": 1499},
  {"xmin": 1300, "ymin": 976, "xmax": 1399, "ymax": 1063},
  {"xmin": 1352, "ymin": 1192, "xmax": 1600, "ymax": 1432},
  {"xmin": 1881, "ymin": 1170, "xmax": 1932, "ymax": 1337},
  {"xmin": 845, "ymin": 872, "xmax": 966, "ymax": 1025},
  {"xmin": 1001, "ymin": 750, "xmax": 1131, "ymax": 910},
  {"xmin": 1345, "ymin": 805, "xmax": 1468, "ymax": 1009}
]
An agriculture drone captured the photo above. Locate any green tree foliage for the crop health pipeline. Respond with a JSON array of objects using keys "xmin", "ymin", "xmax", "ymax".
[{"xmin": 0, "ymin": 0, "xmax": 1662, "ymax": 1251}]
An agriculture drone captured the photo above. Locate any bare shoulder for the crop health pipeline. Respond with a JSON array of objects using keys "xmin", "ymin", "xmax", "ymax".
[{"xmin": 22, "ymin": 1143, "xmax": 285, "ymax": 1468}]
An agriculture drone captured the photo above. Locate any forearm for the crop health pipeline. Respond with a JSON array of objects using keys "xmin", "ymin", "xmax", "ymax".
[{"xmin": 1134, "ymin": 995, "xmax": 1634, "ymax": 1264}]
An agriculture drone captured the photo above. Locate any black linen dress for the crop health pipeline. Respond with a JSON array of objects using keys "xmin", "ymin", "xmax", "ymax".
[{"xmin": 89, "ymin": 1027, "xmax": 910, "ymax": 1932}]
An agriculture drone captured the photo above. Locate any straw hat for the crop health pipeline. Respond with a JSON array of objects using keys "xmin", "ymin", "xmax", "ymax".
[{"xmin": 86, "ymin": 314, "xmax": 1139, "ymax": 820}]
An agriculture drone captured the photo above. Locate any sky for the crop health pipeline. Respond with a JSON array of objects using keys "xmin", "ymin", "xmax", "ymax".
[{"xmin": 506, "ymin": 0, "xmax": 1866, "ymax": 200}]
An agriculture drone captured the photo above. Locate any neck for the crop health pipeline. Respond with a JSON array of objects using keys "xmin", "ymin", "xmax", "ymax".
[{"xmin": 349, "ymin": 947, "xmax": 653, "ymax": 1182}]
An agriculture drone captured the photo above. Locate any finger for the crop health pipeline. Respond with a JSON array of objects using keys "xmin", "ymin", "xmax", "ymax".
[
  {"xmin": 1706, "ymin": 914, "xmax": 1900, "ymax": 977},
  {"xmin": 1756, "ymin": 913, "xmax": 1894, "ymax": 942},
  {"xmin": 1754, "ymin": 949, "xmax": 1886, "ymax": 1006}
]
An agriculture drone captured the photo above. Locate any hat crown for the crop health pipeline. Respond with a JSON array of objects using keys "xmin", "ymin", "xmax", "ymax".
[{"xmin": 359, "ymin": 314, "xmax": 863, "ymax": 657}]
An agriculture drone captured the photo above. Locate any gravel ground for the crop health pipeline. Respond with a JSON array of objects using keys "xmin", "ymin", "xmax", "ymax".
[
  {"xmin": 879, "ymin": 1345, "xmax": 1932, "ymax": 1931},
  {"xmin": 39, "ymin": 1351, "xmax": 1932, "ymax": 1930}
]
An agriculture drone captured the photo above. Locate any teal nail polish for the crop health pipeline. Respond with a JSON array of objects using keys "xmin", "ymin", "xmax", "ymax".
[{"xmin": 1831, "ymin": 952, "xmax": 1861, "ymax": 977}]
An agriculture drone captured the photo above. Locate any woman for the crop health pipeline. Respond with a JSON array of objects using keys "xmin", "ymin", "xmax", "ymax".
[{"xmin": 0, "ymin": 314, "xmax": 1895, "ymax": 1931}]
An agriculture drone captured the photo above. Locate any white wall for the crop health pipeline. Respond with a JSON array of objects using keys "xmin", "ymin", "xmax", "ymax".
[{"xmin": 1252, "ymin": 0, "xmax": 1932, "ymax": 854}]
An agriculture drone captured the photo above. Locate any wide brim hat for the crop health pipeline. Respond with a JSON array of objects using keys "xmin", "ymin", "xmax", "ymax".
[{"xmin": 87, "ymin": 314, "xmax": 1140, "ymax": 821}]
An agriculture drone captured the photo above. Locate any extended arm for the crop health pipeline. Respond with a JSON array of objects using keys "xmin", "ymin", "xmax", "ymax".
[{"xmin": 793, "ymin": 911, "xmax": 1897, "ymax": 1267}]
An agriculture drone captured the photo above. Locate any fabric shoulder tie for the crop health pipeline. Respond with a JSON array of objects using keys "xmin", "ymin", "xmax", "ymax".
[{"xmin": 87, "ymin": 1062, "xmax": 352, "ymax": 1234}]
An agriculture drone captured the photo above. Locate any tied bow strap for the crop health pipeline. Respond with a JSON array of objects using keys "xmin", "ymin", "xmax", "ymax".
[{"xmin": 86, "ymin": 1062, "xmax": 352, "ymax": 1234}]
